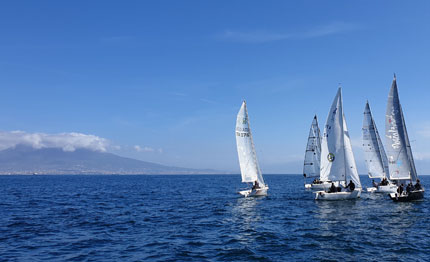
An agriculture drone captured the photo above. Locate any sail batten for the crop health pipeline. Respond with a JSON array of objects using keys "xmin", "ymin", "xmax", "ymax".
[
  {"xmin": 303, "ymin": 116, "xmax": 321, "ymax": 178},
  {"xmin": 235, "ymin": 101, "xmax": 265, "ymax": 186},
  {"xmin": 385, "ymin": 77, "xmax": 417, "ymax": 181}
]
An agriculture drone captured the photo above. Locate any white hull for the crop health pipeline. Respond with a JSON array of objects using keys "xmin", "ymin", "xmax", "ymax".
[
  {"xmin": 314, "ymin": 189, "xmax": 361, "ymax": 200},
  {"xmin": 238, "ymin": 186, "xmax": 268, "ymax": 197},
  {"xmin": 366, "ymin": 184, "xmax": 398, "ymax": 193},
  {"xmin": 310, "ymin": 181, "xmax": 339, "ymax": 191},
  {"xmin": 366, "ymin": 187, "xmax": 377, "ymax": 193}
]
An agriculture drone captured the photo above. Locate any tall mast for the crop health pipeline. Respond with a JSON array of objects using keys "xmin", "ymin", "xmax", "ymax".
[{"xmin": 339, "ymin": 88, "xmax": 347, "ymax": 184}]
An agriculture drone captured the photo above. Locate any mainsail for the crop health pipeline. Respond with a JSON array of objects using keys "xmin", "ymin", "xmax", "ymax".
[
  {"xmin": 303, "ymin": 115, "xmax": 321, "ymax": 178},
  {"xmin": 362, "ymin": 101, "xmax": 389, "ymax": 179},
  {"xmin": 235, "ymin": 101, "xmax": 265, "ymax": 186},
  {"xmin": 385, "ymin": 75, "xmax": 418, "ymax": 182},
  {"xmin": 320, "ymin": 88, "xmax": 361, "ymax": 188}
]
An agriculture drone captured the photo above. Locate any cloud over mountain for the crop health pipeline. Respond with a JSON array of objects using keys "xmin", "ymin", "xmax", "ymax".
[{"xmin": 0, "ymin": 131, "xmax": 109, "ymax": 152}]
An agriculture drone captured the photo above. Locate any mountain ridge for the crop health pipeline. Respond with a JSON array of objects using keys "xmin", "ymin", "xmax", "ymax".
[{"xmin": 0, "ymin": 145, "xmax": 221, "ymax": 175}]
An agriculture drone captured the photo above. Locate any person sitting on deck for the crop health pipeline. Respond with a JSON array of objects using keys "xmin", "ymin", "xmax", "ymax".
[
  {"xmin": 329, "ymin": 183, "xmax": 337, "ymax": 193},
  {"xmin": 397, "ymin": 184, "xmax": 404, "ymax": 195},
  {"xmin": 252, "ymin": 181, "xmax": 260, "ymax": 190},
  {"xmin": 415, "ymin": 179, "xmax": 422, "ymax": 190},
  {"xmin": 406, "ymin": 183, "xmax": 413, "ymax": 194},
  {"xmin": 346, "ymin": 180, "xmax": 355, "ymax": 191},
  {"xmin": 372, "ymin": 180, "xmax": 378, "ymax": 187}
]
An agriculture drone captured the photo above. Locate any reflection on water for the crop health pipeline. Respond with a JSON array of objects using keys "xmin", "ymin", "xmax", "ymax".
[
  {"xmin": 314, "ymin": 200, "xmax": 360, "ymax": 233},
  {"xmin": 312, "ymin": 200, "xmax": 362, "ymax": 259},
  {"xmin": 230, "ymin": 197, "xmax": 263, "ymax": 244}
]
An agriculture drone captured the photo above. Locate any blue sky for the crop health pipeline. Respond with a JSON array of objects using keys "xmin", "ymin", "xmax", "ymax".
[{"xmin": 1, "ymin": 1, "xmax": 430, "ymax": 173}]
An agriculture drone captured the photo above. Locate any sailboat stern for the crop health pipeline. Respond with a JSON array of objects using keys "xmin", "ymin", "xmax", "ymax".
[{"xmin": 238, "ymin": 185, "xmax": 268, "ymax": 197}]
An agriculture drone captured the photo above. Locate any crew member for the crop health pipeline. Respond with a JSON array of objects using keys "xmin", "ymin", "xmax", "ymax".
[
  {"xmin": 346, "ymin": 180, "xmax": 355, "ymax": 191},
  {"xmin": 415, "ymin": 179, "xmax": 422, "ymax": 190},
  {"xmin": 329, "ymin": 183, "xmax": 337, "ymax": 193}
]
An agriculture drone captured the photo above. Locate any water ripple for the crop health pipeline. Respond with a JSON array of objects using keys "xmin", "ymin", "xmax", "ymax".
[{"xmin": 0, "ymin": 175, "xmax": 429, "ymax": 261}]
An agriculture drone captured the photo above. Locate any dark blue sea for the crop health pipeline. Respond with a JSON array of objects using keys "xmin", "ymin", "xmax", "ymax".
[{"xmin": 0, "ymin": 175, "xmax": 429, "ymax": 262}]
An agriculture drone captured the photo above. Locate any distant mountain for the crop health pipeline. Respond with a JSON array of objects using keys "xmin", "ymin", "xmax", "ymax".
[{"xmin": 0, "ymin": 145, "xmax": 219, "ymax": 175}]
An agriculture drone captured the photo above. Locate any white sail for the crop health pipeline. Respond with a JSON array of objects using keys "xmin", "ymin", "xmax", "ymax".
[
  {"xmin": 343, "ymin": 114, "xmax": 362, "ymax": 188},
  {"xmin": 303, "ymin": 115, "xmax": 321, "ymax": 178},
  {"xmin": 362, "ymin": 101, "xmax": 389, "ymax": 179},
  {"xmin": 385, "ymin": 75, "xmax": 418, "ymax": 182},
  {"xmin": 320, "ymin": 88, "xmax": 361, "ymax": 188},
  {"xmin": 235, "ymin": 101, "xmax": 265, "ymax": 186},
  {"xmin": 320, "ymin": 88, "xmax": 346, "ymax": 182}
]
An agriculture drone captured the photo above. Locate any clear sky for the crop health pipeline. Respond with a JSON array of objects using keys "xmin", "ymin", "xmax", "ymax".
[{"xmin": 1, "ymin": 1, "xmax": 430, "ymax": 174}]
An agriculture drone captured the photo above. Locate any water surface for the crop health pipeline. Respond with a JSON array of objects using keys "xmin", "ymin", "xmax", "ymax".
[{"xmin": 0, "ymin": 175, "xmax": 429, "ymax": 261}]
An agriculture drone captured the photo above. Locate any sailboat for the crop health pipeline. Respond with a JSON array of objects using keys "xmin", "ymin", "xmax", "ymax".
[
  {"xmin": 303, "ymin": 115, "xmax": 323, "ymax": 189},
  {"xmin": 362, "ymin": 101, "xmax": 397, "ymax": 193},
  {"xmin": 315, "ymin": 88, "xmax": 362, "ymax": 200},
  {"xmin": 385, "ymin": 75, "xmax": 424, "ymax": 201},
  {"xmin": 235, "ymin": 101, "xmax": 268, "ymax": 197}
]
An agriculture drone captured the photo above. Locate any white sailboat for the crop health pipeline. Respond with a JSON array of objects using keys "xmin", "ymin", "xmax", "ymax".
[
  {"xmin": 362, "ymin": 101, "xmax": 397, "ymax": 193},
  {"xmin": 315, "ymin": 88, "xmax": 362, "ymax": 200},
  {"xmin": 385, "ymin": 75, "xmax": 424, "ymax": 201},
  {"xmin": 235, "ymin": 101, "xmax": 268, "ymax": 197},
  {"xmin": 303, "ymin": 115, "xmax": 323, "ymax": 189}
]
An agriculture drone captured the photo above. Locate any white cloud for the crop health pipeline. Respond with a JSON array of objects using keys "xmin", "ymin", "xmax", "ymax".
[
  {"xmin": 112, "ymin": 145, "xmax": 121, "ymax": 150},
  {"xmin": 413, "ymin": 152, "xmax": 430, "ymax": 161},
  {"xmin": 200, "ymin": 98, "xmax": 217, "ymax": 104},
  {"xmin": 0, "ymin": 131, "xmax": 109, "ymax": 152},
  {"xmin": 303, "ymin": 22, "xmax": 358, "ymax": 38},
  {"xmin": 167, "ymin": 92, "xmax": 188, "ymax": 97},
  {"xmin": 417, "ymin": 123, "xmax": 430, "ymax": 138},
  {"xmin": 216, "ymin": 22, "xmax": 358, "ymax": 43},
  {"xmin": 134, "ymin": 145, "xmax": 158, "ymax": 152}
]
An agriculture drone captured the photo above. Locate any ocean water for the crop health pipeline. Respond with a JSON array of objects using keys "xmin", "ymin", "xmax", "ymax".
[{"xmin": 0, "ymin": 175, "xmax": 429, "ymax": 262}]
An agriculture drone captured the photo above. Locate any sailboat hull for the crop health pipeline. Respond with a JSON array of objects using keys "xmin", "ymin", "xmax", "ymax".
[
  {"xmin": 389, "ymin": 189, "xmax": 424, "ymax": 202},
  {"xmin": 367, "ymin": 184, "xmax": 398, "ymax": 193},
  {"xmin": 314, "ymin": 189, "xmax": 361, "ymax": 200},
  {"xmin": 310, "ymin": 181, "xmax": 340, "ymax": 191},
  {"xmin": 238, "ymin": 186, "xmax": 268, "ymax": 197}
]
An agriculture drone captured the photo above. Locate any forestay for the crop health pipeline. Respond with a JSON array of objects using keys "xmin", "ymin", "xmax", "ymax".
[
  {"xmin": 320, "ymin": 88, "xmax": 361, "ymax": 188},
  {"xmin": 385, "ymin": 76, "xmax": 418, "ymax": 182},
  {"xmin": 303, "ymin": 116, "xmax": 321, "ymax": 178},
  {"xmin": 362, "ymin": 102, "xmax": 389, "ymax": 179},
  {"xmin": 235, "ymin": 101, "xmax": 265, "ymax": 186}
]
